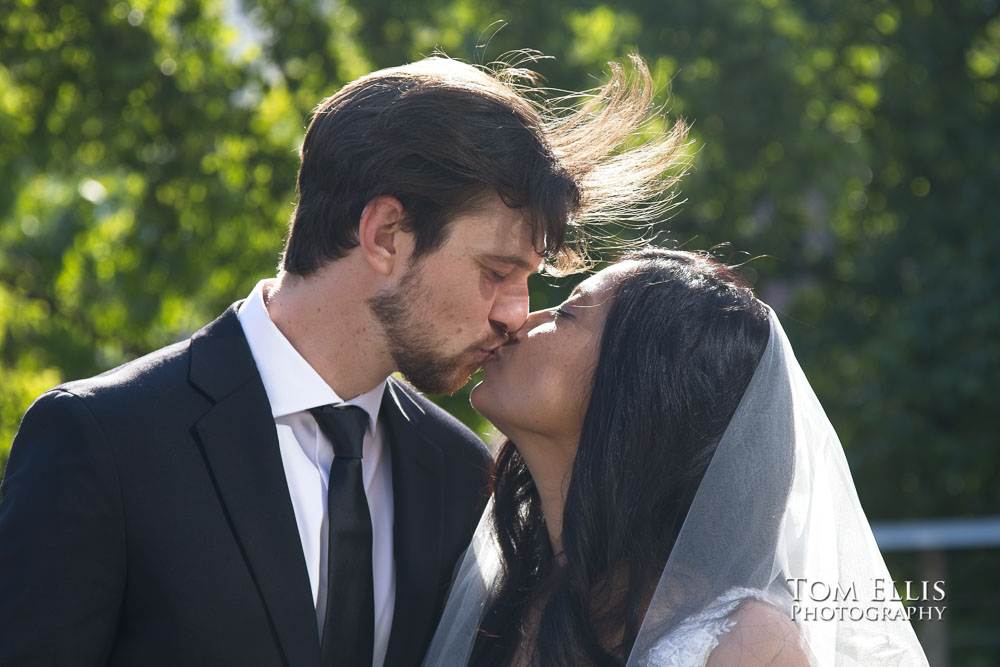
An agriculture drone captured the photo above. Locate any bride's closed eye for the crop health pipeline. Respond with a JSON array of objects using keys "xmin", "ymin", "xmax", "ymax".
[{"xmin": 552, "ymin": 306, "xmax": 575, "ymax": 320}]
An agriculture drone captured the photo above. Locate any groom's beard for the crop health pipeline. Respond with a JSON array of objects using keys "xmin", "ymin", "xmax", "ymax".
[{"xmin": 368, "ymin": 263, "xmax": 502, "ymax": 395}]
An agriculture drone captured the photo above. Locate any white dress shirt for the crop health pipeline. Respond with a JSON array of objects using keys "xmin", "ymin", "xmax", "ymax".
[{"xmin": 238, "ymin": 279, "xmax": 395, "ymax": 667}]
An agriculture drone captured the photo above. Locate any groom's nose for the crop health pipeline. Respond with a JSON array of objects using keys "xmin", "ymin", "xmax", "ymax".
[
  {"xmin": 488, "ymin": 280, "xmax": 530, "ymax": 334},
  {"xmin": 507, "ymin": 307, "xmax": 551, "ymax": 344}
]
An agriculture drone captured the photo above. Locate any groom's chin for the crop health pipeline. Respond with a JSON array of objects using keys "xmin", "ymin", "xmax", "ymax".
[{"xmin": 403, "ymin": 362, "xmax": 481, "ymax": 396}]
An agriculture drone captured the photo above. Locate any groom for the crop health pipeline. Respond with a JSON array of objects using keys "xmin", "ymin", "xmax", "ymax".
[
  {"xmin": 0, "ymin": 57, "xmax": 588, "ymax": 667},
  {"xmin": 0, "ymin": 56, "xmax": 666, "ymax": 666}
]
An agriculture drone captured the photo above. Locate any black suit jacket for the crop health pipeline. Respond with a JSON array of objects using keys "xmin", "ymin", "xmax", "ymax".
[{"xmin": 0, "ymin": 304, "xmax": 492, "ymax": 667}]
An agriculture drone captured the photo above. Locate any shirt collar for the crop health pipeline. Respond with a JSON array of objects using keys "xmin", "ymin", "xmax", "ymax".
[{"xmin": 237, "ymin": 279, "xmax": 386, "ymax": 433}]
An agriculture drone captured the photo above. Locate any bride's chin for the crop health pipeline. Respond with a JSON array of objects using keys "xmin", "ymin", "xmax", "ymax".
[
  {"xmin": 469, "ymin": 381, "xmax": 505, "ymax": 427},
  {"xmin": 469, "ymin": 380, "xmax": 488, "ymax": 413}
]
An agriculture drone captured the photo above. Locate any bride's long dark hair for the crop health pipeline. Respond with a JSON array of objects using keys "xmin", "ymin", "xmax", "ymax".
[{"xmin": 470, "ymin": 248, "xmax": 773, "ymax": 666}]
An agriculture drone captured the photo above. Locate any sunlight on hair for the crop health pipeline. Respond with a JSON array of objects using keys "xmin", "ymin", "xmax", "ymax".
[{"xmin": 434, "ymin": 48, "xmax": 693, "ymax": 277}]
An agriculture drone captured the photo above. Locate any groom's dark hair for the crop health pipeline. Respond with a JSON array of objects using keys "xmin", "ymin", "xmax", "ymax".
[{"xmin": 281, "ymin": 55, "xmax": 691, "ymax": 276}]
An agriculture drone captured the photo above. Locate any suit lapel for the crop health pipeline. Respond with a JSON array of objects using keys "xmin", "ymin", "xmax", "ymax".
[
  {"xmin": 189, "ymin": 306, "xmax": 321, "ymax": 667},
  {"xmin": 381, "ymin": 379, "xmax": 446, "ymax": 666}
]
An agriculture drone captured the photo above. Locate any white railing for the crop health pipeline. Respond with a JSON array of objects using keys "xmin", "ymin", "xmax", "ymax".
[
  {"xmin": 872, "ymin": 517, "xmax": 1000, "ymax": 551},
  {"xmin": 869, "ymin": 516, "xmax": 1000, "ymax": 667}
]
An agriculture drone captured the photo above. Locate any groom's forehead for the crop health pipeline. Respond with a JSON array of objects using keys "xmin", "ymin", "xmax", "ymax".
[{"xmin": 446, "ymin": 202, "xmax": 545, "ymax": 265}]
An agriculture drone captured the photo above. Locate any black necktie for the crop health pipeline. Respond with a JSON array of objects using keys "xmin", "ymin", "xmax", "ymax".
[{"xmin": 309, "ymin": 404, "xmax": 374, "ymax": 667}]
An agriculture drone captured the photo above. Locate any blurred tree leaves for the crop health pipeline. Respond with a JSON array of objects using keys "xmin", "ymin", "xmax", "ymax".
[{"xmin": 2, "ymin": 0, "xmax": 997, "ymax": 530}]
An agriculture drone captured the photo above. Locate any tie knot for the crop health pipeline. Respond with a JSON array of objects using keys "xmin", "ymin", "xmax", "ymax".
[{"xmin": 310, "ymin": 404, "xmax": 369, "ymax": 459}]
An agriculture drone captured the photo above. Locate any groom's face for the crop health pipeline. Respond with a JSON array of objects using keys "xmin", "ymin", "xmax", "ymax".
[{"xmin": 368, "ymin": 195, "xmax": 543, "ymax": 394}]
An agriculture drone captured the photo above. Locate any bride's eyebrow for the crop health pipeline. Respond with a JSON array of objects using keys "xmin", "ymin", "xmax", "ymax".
[
  {"xmin": 565, "ymin": 286, "xmax": 612, "ymax": 311},
  {"xmin": 563, "ymin": 292, "xmax": 597, "ymax": 312}
]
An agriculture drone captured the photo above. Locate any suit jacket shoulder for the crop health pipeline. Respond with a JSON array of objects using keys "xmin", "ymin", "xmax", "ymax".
[
  {"xmin": 0, "ymin": 304, "xmax": 309, "ymax": 667},
  {"xmin": 53, "ymin": 302, "xmax": 256, "ymax": 429},
  {"xmin": 53, "ymin": 338, "xmax": 201, "ymax": 423}
]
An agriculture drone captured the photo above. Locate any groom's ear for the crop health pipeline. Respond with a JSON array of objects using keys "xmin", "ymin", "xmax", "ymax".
[{"xmin": 358, "ymin": 195, "xmax": 412, "ymax": 276}]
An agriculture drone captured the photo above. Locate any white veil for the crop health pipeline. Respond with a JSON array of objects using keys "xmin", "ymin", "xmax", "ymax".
[{"xmin": 424, "ymin": 307, "xmax": 929, "ymax": 666}]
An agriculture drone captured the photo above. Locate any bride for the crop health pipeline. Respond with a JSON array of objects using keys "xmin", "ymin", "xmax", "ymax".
[{"xmin": 423, "ymin": 248, "xmax": 928, "ymax": 666}]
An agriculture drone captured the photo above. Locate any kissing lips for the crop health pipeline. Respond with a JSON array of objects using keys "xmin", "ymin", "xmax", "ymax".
[
  {"xmin": 482, "ymin": 344, "xmax": 509, "ymax": 364},
  {"xmin": 477, "ymin": 336, "xmax": 508, "ymax": 363}
]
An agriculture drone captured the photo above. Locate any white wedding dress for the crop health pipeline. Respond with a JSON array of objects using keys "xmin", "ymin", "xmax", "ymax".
[{"xmin": 643, "ymin": 587, "xmax": 764, "ymax": 666}]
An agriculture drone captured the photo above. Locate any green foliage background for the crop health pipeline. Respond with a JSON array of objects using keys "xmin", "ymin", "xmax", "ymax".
[{"xmin": 2, "ymin": 0, "xmax": 997, "ymax": 661}]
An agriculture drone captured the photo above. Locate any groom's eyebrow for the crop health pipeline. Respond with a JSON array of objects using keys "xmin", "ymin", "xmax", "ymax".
[{"xmin": 481, "ymin": 253, "xmax": 542, "ymax": 272}]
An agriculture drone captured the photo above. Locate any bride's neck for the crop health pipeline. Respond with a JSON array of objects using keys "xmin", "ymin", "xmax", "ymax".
[{"xmin": 512, "ymin": 433, "xmax": 577, "ymax": 555}]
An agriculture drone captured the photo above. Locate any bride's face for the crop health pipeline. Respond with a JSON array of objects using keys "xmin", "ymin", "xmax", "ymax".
[{"xmin": 471, "ymin": 262, "xmax": 636, "ymax": 443}]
